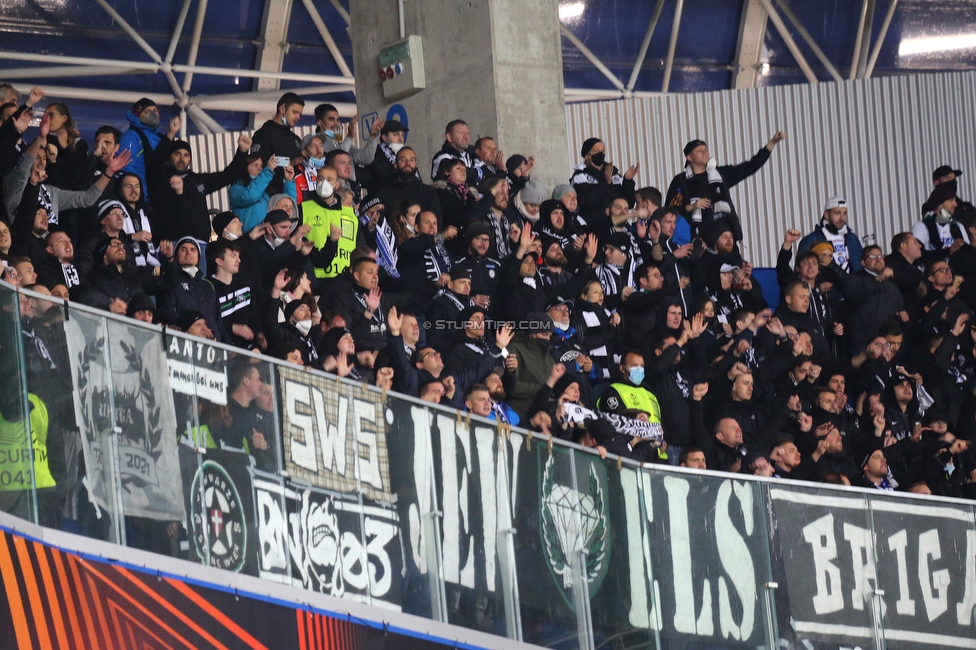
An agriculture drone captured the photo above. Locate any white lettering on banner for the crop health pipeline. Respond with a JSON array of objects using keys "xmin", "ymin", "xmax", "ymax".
[
  {"xmin": 353, "ymin": 398, "xmax": 381, "ymax": 489},
  {"xmin": 324, "ymin": 392, "xmax": 347, "ymax": 476},
  {"xmin": 285, "ymin": 380, "xmax": 318, "ymax": 472},
  {"xmin": 918, "ymin": 529, "xmax": 950, "ymax": 622},
  {"xmin": 438, "ymin": 413, "xmax": 475, "ymax": 589},
  {"xmin": 802, "ymin": 514, "xmax": 845, "ymax": 614},
  {"xmin": 474, "ymin": 425, "xmax": 498, "ymax": 593},
  {"xmin": 664, "ymin": 476, "xmax": 712, "ymax": 635},
  {"xmin": 166, "ymin": 336, "xmax": 227, "ymax": 405},
  {"xmin": 888, "ymin": 530, "xmax": 916, "ymax": 616},
  {"xmin": 958, "ymin": 530, "xmax": 976, "ymax": 625},
  {"xmin": 257, "ymin": 487, "xmax": 288, "ymax": 572},
  {"xmin": 365, "ymin": 517, "xmax": 397, "ymax": 596},
  {"xmin": 622, "ymin": 468, "xmax": 663, "ymax": 631},
  {"xmin": 715, "ymin": 481, "xmax": 755, "ymax": 641},
  {"xmin": 408, "ymin": 406, "xmax": 433, "ymax": 575},
  {"xmin": 843, "ymin": 523, "xmax": 880, "ymax": 613}
]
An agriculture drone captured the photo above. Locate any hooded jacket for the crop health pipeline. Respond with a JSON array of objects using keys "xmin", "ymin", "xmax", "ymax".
[
  {"xmin": 118, "ymin": 111, "xmax": 162, "ymax": 197},
  {"xmin": 798, "ymin": 219, "xmax": 863, "ymax": 273},
  {"xmin": 156, "ymin": 237, "xmax": 229, "ymax": 342}
]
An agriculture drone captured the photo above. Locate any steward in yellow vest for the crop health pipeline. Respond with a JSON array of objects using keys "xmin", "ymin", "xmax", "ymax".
[
  {"xmin": 597, "ymin": 351, "xmax": 662, "ymax": 423},
  {"xmin": 0, "ymin": 393, "xmax": 55, "ymax": 491}
]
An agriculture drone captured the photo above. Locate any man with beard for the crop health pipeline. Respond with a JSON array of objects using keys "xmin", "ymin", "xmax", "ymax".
[
  {"xmin": 538, "ymin": 230, "xmax": 597, "ymax": 289},
  {"xmin": 76, "ymin": 200, "xmax": 135, "ymax": 279},
  {"xmin": 623, "ymin": 262, "xmax": 669, "ymax": 349},
  {"xmin": 78, "ymin": 236, "xmax": 147, "ymax": 314},
  {"xmin": 823, "ymin": 246, "xmax": 905, "ymax": 353},
  {"xmin": 147, "ymin": 133, "xmax": 251, "ymax": 242},
  {"xmin": 293, "ymin": 132, "xmax": 327, "ymax": 205},
  {"xmin": 425, "ymin": 267, "xmax": 474, "ymax": 352},
  {"xmin": 484, "ymin": 369, "xmax": 520, "ymax": 426},
  {"xmin": 452, "ymin": 223, "xmax": 501, "ymax": 309},
  {"xmin": 914, "ymin": 180, "xmax": 969, "ymax": 263},
  {"xmin": 362, "ymin": 120, "xmax": 408, "ymax": 192},
  {"xmin": 799, "ymin": 196, "xmax": 863, "ymax": 273},
  {"xmin": 376, "ymin": 146, "xmax": 441, "ymax": 220},
  {"xmin": 467, "ymin": 175, "xmax": 517, "ymax": 259},
  {"xmin": 116, "ymin": 172, "xmax": 160, "ymax": 278},
  {"xmin": 446, "ymin": 306, "xmax": 494, "ymax": 373},
  {"xmin": 887, "ymin": 232, "xmax": 925, "ymax": 318}
]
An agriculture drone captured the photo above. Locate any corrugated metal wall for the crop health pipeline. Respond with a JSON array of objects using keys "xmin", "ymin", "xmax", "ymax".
[{"xmin": 566, "ymin": 71, "xmax": 976, "ymax": 267}]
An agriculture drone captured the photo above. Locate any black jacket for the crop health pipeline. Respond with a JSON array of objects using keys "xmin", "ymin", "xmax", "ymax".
[
  {"xmin": 250, "ymin": 119, "xmax": 303, "ymax": 163},
  {"xmin": 147, "ymin": 139, "xmax": 249, "ymax": 242}
]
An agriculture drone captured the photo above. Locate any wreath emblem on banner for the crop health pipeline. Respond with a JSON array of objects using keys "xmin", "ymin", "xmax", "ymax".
[
  {"xmin": 190, "ymin": 461, "xmax": 247, "ymax": 572},
  {"xmin": 540, "ymin": 455, "xmax": 608, "ymax": 608}
]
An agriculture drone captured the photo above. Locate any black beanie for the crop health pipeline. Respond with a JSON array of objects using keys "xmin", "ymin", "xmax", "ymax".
[{"xmin": 580, "ymin": 138, "xmax": 601, "ymax": 158}]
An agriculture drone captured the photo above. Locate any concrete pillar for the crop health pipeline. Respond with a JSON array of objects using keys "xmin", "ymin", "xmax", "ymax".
[{"xmin": 349, "ymin": 0, "xmax": 569, "ymax": 193}]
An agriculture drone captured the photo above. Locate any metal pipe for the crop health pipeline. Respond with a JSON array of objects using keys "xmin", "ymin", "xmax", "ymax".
[
  {"xmin": 627, "ymin": 0, "xmax": 666, "ymax": 92},
  {"xmin": 756, "ymin": 0, "xmax": 819, "ymax": 84},
  {"xmin": 299, "ymin": 0, "xmax": 354, "ymax": 78},
  {"xmin": 857, "ymin": 0, "xmax": 876, "ymax": 78},
  {"xmin": 0, "ymin": 50, "xmax": 160, "ymax": 70},
  {"xmin": 171, "ymin": 62, "xmax": 351, "ymax": 83},
  {"xmin": 560, "ymin": 25, "xmax": 626, "ymax": 93},
  {"xmin": 187, "ymin": 104, "xmax": 225, "ymax": 133},
  {"xmin": 661, "ymin": 0, "xmax": 686, "ymax": 92},
  {"xmin": 774, "ymin": 0, "xmax": 843, "ymax": 82},
  {"xmin": 329, "ymin": 0, "xmax": 350, "ymax": 25},
  {"xmin": 180, "ymin": 107, "xmax": 187, "ymax": 140},
  {"xmin": 849, "ymin": 0, "xmax": 870, "ymax": 80},
  {"xmin": 182, "ymin": 0, "xmax": 209, "ymax": 93},
  {"xmin": 193, "ymin": 84, "xmax": 355, "ymax": 102},
  {"xmin": 165, "ymin": 0, "xmax": 194, "ymax": 64},
  {"xmin": 398, "ymin": 0, "xmax": 405, "ymax": 39},
  {"xmin": 0, "ymin": 65, "xmax": 143, "ymax": 80},
  {"xmin": 94, "ymin": 0, "xmax": 163, "ymax": 64},
  {"xmin": 0, "ymin": 51, "xmax": 353, "ymax": 84},
  {"xmin": 10, "ymin": 83, "xmax": 175, "ymax": 106},
  {"xmin": 864, "ymin": 0, "xmax": 898, "ymax": 78}
]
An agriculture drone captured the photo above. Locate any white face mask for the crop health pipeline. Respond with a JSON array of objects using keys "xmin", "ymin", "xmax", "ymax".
[
  {"xmin": 938, "ymin": 208, "xmax": 953, "ymax": 224},
  {"xmin": 706, "ymin": 157, "xmax": 717, "ymax": 172},
  {"xmin": 294, "ymin": 319, "xmax": 312, "ymax": 336},
  {"xmin": 182, "ymin": 265, "xmax": 198, "ymax": 277},
  {"xmin": 405, "ymin": 223, "xmax": 415, "ymax": 233},
  {"xmin": 389, "ymin": 142, "xmax": 404, "ymax": 154},
  {"xmin": 223, "ymin": 231, "xmax": 239, "ymax": 241},
  {"xmin": 317, "ymin": 181, "xmax": 334, "ymax": 199},
  {"xmin": 272, "ymin": 236, "xmax": 286, "ymax": 247}
]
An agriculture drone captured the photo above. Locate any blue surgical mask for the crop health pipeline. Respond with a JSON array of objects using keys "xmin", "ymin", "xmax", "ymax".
[
  {"xmin": 323, "ymin": 129, "xmax": 336, "ymax": 139},
  {"xmin": 945, "ymin": 462, "xmax": 955, "ymax": 476},
  {"xmin": 309, "ymin": 157, "xmax": 325, "ymax": 167},
  {"xmin": 628, "ymin": 366, "xmax": 645, "ymax": 385}
]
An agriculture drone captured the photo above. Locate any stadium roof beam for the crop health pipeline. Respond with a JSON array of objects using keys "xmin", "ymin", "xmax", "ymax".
[
  {"xmin": 626, "ymin": 0, "xmax": 666, "ymax": 92},
  {"xmin": 774, "ymin": 0, "xmax": 843, "ymax": 82},
  {"xmin": 661, "ymin": 0, "xmax": 686, "ymax": 92},
  {"xmin": 560, "ymin": 24, "xmax": 626, "ymax": 94},
  {"xmin": 300, "ymin": 0, "xmax": 354, "ymax": 79},
  {"xmin": 865, "ymin": 0, "xmax": 899, "ymax": 79},
  {"xmin": 757, "ymin": 0, "xmax": 818, "ymax": 84},
  {"xmin": 733, "ymin": 0, "xmax": 769, "ymax": 89}
]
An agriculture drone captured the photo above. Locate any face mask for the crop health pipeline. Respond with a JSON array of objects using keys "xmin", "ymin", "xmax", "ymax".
[
  {"xmin": 628, "ymin": 366, "xmax": 645, "ymax": 385},
  {"xmin": 405, "ymin": 223, "xmax": 415, "ymax": 233},
  {"xmin": 945, "ymin": 462, "xmax": 955, "ymax": 476},
  {"xmin": 938, "ymin": 208, "xmax": 953, "ymax": 224},
  {"xmin": 295, "ymin": 319, "xmax": 312, "ymax": 336},
  {"xmin": 590, "ymin": 152, "xmax": 606, "ymax": 167},
  {"xmin": 309, "ymin": 157, "xmax": 325, "ymax": 167},
  {"xmin": 706, "ymin": 157, "xmax": 717, "ymax": 172},
  {"xmin": 141, "ymin": 112, "xmax": 160, "ymax": 129},
  {"xmin": 249, "ymin": 173, "xmax": 258, "ymax": 180},
  {"xmin": 389, "ymin": 142, "xmax": 404, "ymax": 154},
  {"xmin": 223, "ymin": 231, "xmax": 239, "ymax": 241},
  {"xmin": 272, "ymin": 236, "xmax": 286, "ymax": 247},
  {"xmin": 182, "ymin": 265, "xmax": 198, "ymax": 277},
  {"xmin": 317, "ymin": 181, "xmax": 334, "ymax": 199},
  {"xmin": 323, "ymin": 129, "xmax": 336, "ymax": 139}
]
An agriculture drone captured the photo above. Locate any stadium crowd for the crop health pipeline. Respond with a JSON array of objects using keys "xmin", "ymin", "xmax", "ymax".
[{"xmin": 1, "ymin": 84, "xmax": 975, "ymax": 533}]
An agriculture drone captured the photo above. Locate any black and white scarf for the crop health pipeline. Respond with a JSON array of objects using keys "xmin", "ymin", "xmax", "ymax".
[
  {"xmin": 562, "ymin": 402, "xmax": 662, "ymax": 440},
  {"xmin": 122, "ymin": 206, "xmax": 159, "ymax": 268},
  {"xmin": 38, "ymin": 184, "xmax": 55, "ymax": 225},
  {"xmin": 424, "ymin": 235, "xmax": 452, "ymax": 280}
]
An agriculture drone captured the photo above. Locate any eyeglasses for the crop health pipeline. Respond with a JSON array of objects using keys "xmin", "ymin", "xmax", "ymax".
[
  {"xmin": 865, "ymin": 254, "xmax": 883, "ymax": 260},
  {"xmin": 107, "ymin": 241, "xmax": 124, "ymax": 248},
  {"xmin": 420, "ymin": 351, "xmax": 440, "ymax": 361},
  {"xmin": 933, "ymin": 267, "xmax": 952, "ymax": 274}
]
